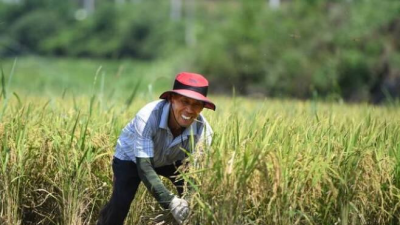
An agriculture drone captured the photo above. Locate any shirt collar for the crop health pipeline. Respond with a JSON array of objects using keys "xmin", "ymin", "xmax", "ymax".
[{"xmin": 159, "ymin": 101, "xmax": 199, "ymax": 136}]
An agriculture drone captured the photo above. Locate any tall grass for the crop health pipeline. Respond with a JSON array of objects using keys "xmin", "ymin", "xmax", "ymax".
[
  {"xmin": 185, "ymin": 99, "xmax": 400, "ymax": 224},
  {"xmin": 0, "ymin": 92, "xmax": 399, "ymax": 224}
]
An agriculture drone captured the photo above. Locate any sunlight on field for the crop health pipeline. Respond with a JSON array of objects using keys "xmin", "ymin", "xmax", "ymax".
[{"xmin": 0, "ymin": 93, "xmax": 399, "ymax": 224}]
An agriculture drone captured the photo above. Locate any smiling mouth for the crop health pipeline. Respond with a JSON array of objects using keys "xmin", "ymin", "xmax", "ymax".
[{"xmin": 182, "ymin": 115, "xmax": 191, "ymax": 120}]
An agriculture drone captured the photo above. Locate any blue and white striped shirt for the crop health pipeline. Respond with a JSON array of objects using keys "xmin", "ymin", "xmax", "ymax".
[{"xmin": 114, "ymin": 100, "xmax": 213, "ymax": 168}]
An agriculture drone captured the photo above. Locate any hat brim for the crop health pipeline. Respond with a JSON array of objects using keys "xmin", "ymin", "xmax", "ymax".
[{"xmin": 160, "ymin": 89, "xmax": 216, "ymax": 111}]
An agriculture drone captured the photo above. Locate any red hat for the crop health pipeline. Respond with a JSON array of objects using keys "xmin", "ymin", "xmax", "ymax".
[{"xmin": 159, "ymin": 72, "xmax": 216, "ymax": 111}]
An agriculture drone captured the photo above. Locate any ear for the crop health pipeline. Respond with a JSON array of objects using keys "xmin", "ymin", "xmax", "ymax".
[
  {"xmin": 168, "ymin": 93, "xmax": 175, "ymax": 102},
  {"xmin": 167, "ymin": 94, "xmax": 172, "ymax": 102}
]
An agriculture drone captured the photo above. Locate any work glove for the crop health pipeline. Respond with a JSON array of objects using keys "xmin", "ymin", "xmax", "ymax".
[{"xmin": 169, "ymin": 196, "xmax": 189, "ymax": 224}]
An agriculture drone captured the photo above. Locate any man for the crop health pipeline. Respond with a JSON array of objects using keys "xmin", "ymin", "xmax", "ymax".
[{"xmin": 97, "ymin": 72, "xmax": 215, "ymax": 225}]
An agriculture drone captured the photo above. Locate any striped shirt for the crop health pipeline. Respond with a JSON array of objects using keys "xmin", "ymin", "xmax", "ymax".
[{"xmin": 114, "ymin": 99, "xmax": 213, "ymax": 168}]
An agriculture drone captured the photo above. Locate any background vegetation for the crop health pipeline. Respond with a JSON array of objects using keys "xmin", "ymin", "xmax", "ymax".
[{"xmin": 1, "ymin": 0, "xmax": 400, "ymax": 102}]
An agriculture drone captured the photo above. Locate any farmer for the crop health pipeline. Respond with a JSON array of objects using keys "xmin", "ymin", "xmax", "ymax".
[{"xmin": 97, "ymin": 72, "xmax": 215, "ymax": 225}]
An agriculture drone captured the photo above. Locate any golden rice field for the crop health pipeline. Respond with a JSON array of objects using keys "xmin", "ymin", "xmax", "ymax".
[{"xmin": 0, "ymin": 92, "xmax": 399, "ymax": 225}]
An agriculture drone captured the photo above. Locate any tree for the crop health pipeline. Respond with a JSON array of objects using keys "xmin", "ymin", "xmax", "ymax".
[
  {"xmin": 269, "ymin": 0, "xmax": 280, "ymax": 9},
  {"xmin": 185, "ymin": 0, "xmax": 196, "ymax": 47},
  {"xmin": 170, "ymin": 0, "xmax": 182, "ymax": 21}
]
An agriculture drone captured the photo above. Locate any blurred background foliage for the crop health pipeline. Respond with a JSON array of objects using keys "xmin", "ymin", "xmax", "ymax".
[{"xmin": 0, "ymin": 0, "xmax": 400, "ymax": 103}]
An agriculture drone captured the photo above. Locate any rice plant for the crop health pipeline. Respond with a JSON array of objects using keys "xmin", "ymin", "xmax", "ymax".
[{"xmin": 0, "ymin": 90, "xmax": 399, "ymax": 224}]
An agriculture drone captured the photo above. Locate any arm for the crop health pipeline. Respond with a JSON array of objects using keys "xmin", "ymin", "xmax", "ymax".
[
  {"xmin": 136, "ymin": 157, "xmax": 190, "ymax": 224},
  {"xmin": 128, "ymin": 114, "xmax": 173, "ymax": 207},
  {"xmin": 136, "ymin": 157, "xmax": 174, "ymax": 209}
]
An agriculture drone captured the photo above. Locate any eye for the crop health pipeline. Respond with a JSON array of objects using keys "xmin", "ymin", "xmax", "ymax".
[
  {"xmin": 181, "ymin": 99, "xmax": 190, "ymax": 105},
  {"xmin": 193, "ymin": 102, "xmax": 204, "ymax": 110}
]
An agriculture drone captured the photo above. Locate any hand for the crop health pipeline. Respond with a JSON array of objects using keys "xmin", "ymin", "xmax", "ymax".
[{"xmin": 169, "ymin": 196, "xmax": 189, "ymax": 224}]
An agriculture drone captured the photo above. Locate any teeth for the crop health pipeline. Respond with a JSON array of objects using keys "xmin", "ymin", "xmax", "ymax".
[{"xmin": 182, "ymin": 115, "xmax": 191, "ymax": 120}]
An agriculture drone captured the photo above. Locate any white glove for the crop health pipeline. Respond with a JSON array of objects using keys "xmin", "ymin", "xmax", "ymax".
[{"xmin": 169, "ymin": 196, "xmax": 189, "ymax": 224}]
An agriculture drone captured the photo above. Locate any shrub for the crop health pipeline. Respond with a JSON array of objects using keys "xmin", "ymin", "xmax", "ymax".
[{"xmin": 8, "ymin": 10, "xmax": 65, "ymax": 55}]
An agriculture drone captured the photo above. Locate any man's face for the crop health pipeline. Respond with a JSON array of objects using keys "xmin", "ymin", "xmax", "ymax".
[{"xmin": 169, "ymin": 94, "xmax": 204, "ymax": 128}]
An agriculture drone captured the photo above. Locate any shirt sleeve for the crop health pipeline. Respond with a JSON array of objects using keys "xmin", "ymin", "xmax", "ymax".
[
  {"xmin": 132, "ymin": 115, "xmax": 155, "ymax": 158},
  {"xmin": 199, "ymin": 120, "xmax": 213, "ymax": 146},
  {"xmin": 196, "ymin": 119, "xmax": 213, "ymax": 154}
]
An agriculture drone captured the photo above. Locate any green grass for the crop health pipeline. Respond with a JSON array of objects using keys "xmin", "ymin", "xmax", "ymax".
[
  {"xmin": 0, "ymin": 56, "xmax": 185, "ymax": 101},
  {"xmin": 0, "ymin": 57, "xmax": 400, "ymax": 224}
]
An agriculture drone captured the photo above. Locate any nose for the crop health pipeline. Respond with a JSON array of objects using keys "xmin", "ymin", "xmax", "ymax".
[{"xmin": 186, "ymin": 104, "xmax": 195, "ymax": 113}]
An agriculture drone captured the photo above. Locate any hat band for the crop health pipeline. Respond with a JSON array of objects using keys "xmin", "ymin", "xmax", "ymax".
[{"xmin": 173, "ymin": 80, "xmax": 208, "ymax": 97}]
